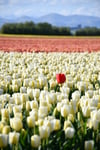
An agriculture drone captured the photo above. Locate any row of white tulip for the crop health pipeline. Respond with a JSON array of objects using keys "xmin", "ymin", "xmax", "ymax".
[{"xmin": 0, "ymin": 51, "xmax": 100, "ymax": 149}]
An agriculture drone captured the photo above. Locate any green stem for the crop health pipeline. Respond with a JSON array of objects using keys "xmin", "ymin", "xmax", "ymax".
[
  {"xmin": 46, "ymin": 138, "xmax": 48, "ymax": 145},
  {"xmin": 42, "ymin": 139, "xmax": 45, "ymax": 150},
  {"xmin": 34, "ymin": 126, "xmax": 36, "ymax": 134}
]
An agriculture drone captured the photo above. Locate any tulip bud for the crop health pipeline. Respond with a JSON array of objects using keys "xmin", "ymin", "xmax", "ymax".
[
  {"xmin": 10, "ymin": 117, "xmax": 23, "ymax": 131},
  {"xmin": 14, "ymin": 96, "xmax": 21, "ymax": 105},
  {"xmin": 82, "ymin": 107, "xmax": 90, "ymax": 117},
  {"xmin": 0, "ymin": 89, "xmax": 3, "ymax": 95},
  {"xmin": 65, "ymin": 127, "xmax": 75, "ymax": 139},
  {"xmin": 23, "ymin": 79, "xmax": 29, "ymax": 87},
  {"xmin": 20, "ymin": 86, "xmax": 27, "ymax": 93},
  {"xmin": 14, "ymin": 112, "xmax": 23, "ymax": 120},
  {"xmin": 37, "ymin": 119, "xmax": 44, "ymax": 126},
  {"xmin": 85, "ymin": 90, "xmax": 93, "ymax": 98},
  {"xmin": 61, "ymin": 105, "xmax": 69, "ymax": 118},
  {"xmin": 12, "ymin": 84, "xmax": 18, "ymax": 92},
  {"xmin": 39, "ymin": 126, "xmax": 50, "ymax": 139},
  {"xmin": 92, "ymin": 119, "xmax": 99, "ymax": 130},
  {"xmin": 0, "ymin": 134, "xmax": 8, "ymax": 148},
  {"xmin": 7, "ymin": 104, "xmax": 14, "ymax": 114},
  {"xmin": 56, "ymin": 73, "xmax": 66, "ymax": 84},
  {"xmin": 43, "ymin": 120, "xmax": 53, "ymax": 132},
  {"xmin": 21, "ymin": 93, "xmax": 29, "ymax": 103},
  {"xmin": 64, "ymin": 120, "xmax": 73, "ymax": 130},
  {"xmin": 38, "ymin": 106, "xmax": 48, "ymax": 118},
  {"xmin": 85, "ymin": 140, "xmax": 94, "ymax": 150},
  {"xmin": 13, "ymin": 105, "xmax": 22, "ymax": 115},
  {"xmin": 29, "ymin": 109, "xmax": 38, "ymax": 121},
  {"xmin": 27, "ymin": 116, "xmax": 35, "ymax": 128},
  {"xmin": 49, "ymin": 79, "xmax": 57, "ymax": 89},
  {"xmin": 1, "ymin": 108, "xmax": 9, "ymax": 118},
  {"xmin": 72, "ymin": 90, "xmax": 80, "ymax": 101},
  {"xmin": 26, "ymin": 101, "xmax": 31, "ymax": 111},
  {"xmin": 2, "ymin": 125, "xmax": 10, "ymax": 134},
  {"xmin": 9, "ymin": 132, "xmax": 20, "ymax": 145},
  {"xmin": 57, "ymin": 102, "xmax": 62, "ymax": 112},
  {"xmin": 33, "ymin": 89, "xmax": 40, "ymax": 98},
  {"xmin": 53, "ymin": 119, "xmax": 61, "ymax": 131},
  {"xmin": 68, "ymin": 114, "xmax": 74, "ymax": 123},
  {"xmin": 30, "ymin": 100, "xmax": 38, "ymax": 110},
  {"xmin": 31, "ymin": 135, "xmax": 41, "ymax": 148},
  {"xmin": 27, "ymin": 88, "xmax": 33, "ymax": 99},
  {"xmin": 53, "ymin": 107, "xmax": 58, "ymax": 117}
]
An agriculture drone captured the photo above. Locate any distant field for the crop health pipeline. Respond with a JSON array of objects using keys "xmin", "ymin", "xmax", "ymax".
[
  {"xmin": 0, "ymin": 34, "xmax": 100, "ymax": 38},
  {"xmin": 0, "ymin": 34, "xmax": 100, "ymax": 52}
]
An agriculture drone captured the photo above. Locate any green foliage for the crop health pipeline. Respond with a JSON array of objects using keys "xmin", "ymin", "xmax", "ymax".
[
  {"xmin": 75, "ymin": 27, "xmax": 100, "ymax": 36},
  {"xmin": 0, "ymin": 21, "xmax": 71, "ymax": 35}
]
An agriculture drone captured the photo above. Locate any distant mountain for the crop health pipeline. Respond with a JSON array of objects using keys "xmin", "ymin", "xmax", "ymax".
[
  {"xmin": 0, "ymin": 13, "xmax": 100, "ymax": 28},
  {"xmin": 36, "ymin": 13, "xmax": 100, "ymax": 28},
  {"xmin": 16, "ymin": 16, "xmax": 37, "ymax": 23}
]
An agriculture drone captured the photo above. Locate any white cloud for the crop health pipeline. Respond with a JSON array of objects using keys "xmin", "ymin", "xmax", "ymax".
[{"xmin": 0, "ymin": 0, "xmax": 100, "ymax": 17}]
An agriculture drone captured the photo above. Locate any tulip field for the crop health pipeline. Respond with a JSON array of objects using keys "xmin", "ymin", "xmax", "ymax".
[
  {"xmin": 0, "ymin": 36, "xmax": 100, "ymax": 52},
  {"xmin": 0, "ymin": 36, "xmax": 100, "ymax": 150}
]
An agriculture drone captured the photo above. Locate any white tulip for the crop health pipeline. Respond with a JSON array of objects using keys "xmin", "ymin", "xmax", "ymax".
[
  {"xmin": 26, "ymin": 101, "xmax": 31, "ymax": 111},
  {"xmin": 38, "ymin": 106, "xmax": 48, "ymax": 118},
  {"xmin": 2, "ymin": 125, "xmax": 10, "ymax": 134},
  {"xmin": 65, "ymin": 127, "xmax": 75, "ymax": 139},
  {"xmin": 61, "ymin": 105, "xmax": 70, "ymax": 118},
  {"xmin": 39, "ymin": 126, "xmax": 50, "ymax": 139},
  {"xmin": 1, "ymin": 108, "xmax": 9, "ymax": 118},
  {"xmin": 27, "ymin": 88, "xmax": 34, "ymax": 99},
  {"xmin": 14, "ymin": 112, "xmax": 23, "ymax": 120},
  {"xmin": 64, "ymin": 120, "xmax": 73, "ymax": 130},
  {"xmin": 13, "ymin": 105, "xmax": 22, "ymax": 115},
  {"xmin": 57, "ymin": 102, "xmax": 62, "ymax": 112},
  {"xmin": 33, "ymin": 89, "xmax": 40, "ymax": 98},
  {"xmin": 9, "ymin": 132, "xmax": 20, "ymax": 145},
  {"xmin": 12, "ymin": 84, "xmax": 18, "ymax": 92},
  {"xmin": 85, "ymin": 140, "xmax": 94, "ymax": 150},
  {"xmin": 92, "ymin": 119, "xmax": 99, "ymax": 130},
  {"xmin": 31, "ymin": 134, "xmax": 41, "ymax": 148},
  {"xmin": 10, "ymin": 117, "xmax": 23, "ymax": 131},
  {"xmin": 23, "ymin": 79, "xmax": 29, "ymax": 87},
  {"xmin": 82, "ymin": 106, "xmax": 90, "ymax": 117},
  {"xmin": 29, "ymin": 109, "xmax": 38, "ymax": 121},
  {"xmin": 0, "ymin": 89, "xmax": 3, "ymax": 95},
  {"xmin": 0, "ymin": 134, "xmax": 8, "ymax": 148},
  {"xmin": 20, "ymin": 86, "xmax": 27, "ymax": 93},
  {"xmin": 30, "ymin": 100, "xmax": 38, "ymax": 109},
  {"xmin": 72, "ymin": 90, "xmax": 80, "ymax": 101},
  {"xmin": 21, "ymin": 93, "xmax": 29, "ymax": 103},
  {"xmin": 85, "ymin": 90, "xmax": 93, "ymax": 98},
  {"xmin": 27, "ymin": 116, "xmax": 35, "ymax": 128},
  {"xmin": 52, "ymin": 119, "xmax": 61, "ymax": 131}
]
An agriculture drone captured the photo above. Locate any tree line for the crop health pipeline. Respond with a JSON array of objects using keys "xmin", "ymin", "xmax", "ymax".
[
  {"xmin": 75, "ymin": 27, "xmax": 100, "ymax": 36},
  {"xmin": 0, "ymin": 22, "xmax": 71, "ymax": 35},
  {"xmin": 0, "ymin": 21, "xmax": 100, "ymax": 36}
]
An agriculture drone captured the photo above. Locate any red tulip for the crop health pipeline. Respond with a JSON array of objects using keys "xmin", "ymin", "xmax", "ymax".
[{"xmin": 56, "ymin": 73, "xmax": 66, "ymax": 84}]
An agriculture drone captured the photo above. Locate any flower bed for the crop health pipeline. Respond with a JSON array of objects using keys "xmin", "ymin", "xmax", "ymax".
[
  {"xmin": 0, "ymin": 37, "xmax": 100, "ymax": 52},
  {"xmin": 0, "ymin": 52, "xmax": 100, "ymax": 149}
]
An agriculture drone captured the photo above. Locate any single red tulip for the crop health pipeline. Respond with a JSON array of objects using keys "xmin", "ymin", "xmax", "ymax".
[{"xmin": 56, "ymin": 73, "xmax": 66, "ymax": 84}]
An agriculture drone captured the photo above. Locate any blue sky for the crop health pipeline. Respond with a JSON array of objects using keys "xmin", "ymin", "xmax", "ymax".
[{"xmin": 0, "ymin": 0, "xmax": 100, "ymax": 18}]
